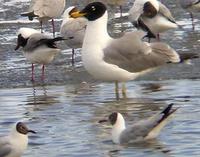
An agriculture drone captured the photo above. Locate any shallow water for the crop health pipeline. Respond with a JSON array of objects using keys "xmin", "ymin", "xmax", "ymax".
[{"xmin": 0, "ymin": 0, "xmax": 200, "ymax": 157}]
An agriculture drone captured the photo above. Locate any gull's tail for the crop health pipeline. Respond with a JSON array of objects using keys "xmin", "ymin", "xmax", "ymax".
[{"xmin": 145, "ymin": 103, "xmax": 178, "ymax": 139}]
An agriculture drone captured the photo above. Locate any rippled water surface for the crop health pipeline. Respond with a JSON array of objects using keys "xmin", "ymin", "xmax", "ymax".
[{"xmin": 1, "ymin": 0, "xmax": 200, "ymax": 157}]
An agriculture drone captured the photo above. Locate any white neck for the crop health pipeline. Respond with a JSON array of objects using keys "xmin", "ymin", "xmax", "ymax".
[
  {"xmin": 10, "ymin": 128, "xmax": 28, "ymax": 153},
  {"xmin": 83, "ymin": 11, "xmax": 110, "ymax": 49},
  {"xmin": 111, "ymin": 113, "xmax": 126, "ymax": 144}
]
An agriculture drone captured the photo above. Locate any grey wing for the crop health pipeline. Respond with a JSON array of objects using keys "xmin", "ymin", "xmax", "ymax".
[
  {"xmin": 24, "ymin": 33, "xmax": 51, "ymax": 51},
  {"xmin": 120, "ymin": 114, "xmax": 163, "ymax": 143},
  {"xmin": 103, "ymin": 31, "xmax": 180, "ymax": 73},
  {"xmin": 42, "ymin": 0, "xmax": 65, "ymax": 18},
  {"xmin": 158, "ymin": 2, "xmax": 176, "ymax": 23},
  {"xmin": 60, "ymin": 18, "xmax": 86, "ymax": 39}
]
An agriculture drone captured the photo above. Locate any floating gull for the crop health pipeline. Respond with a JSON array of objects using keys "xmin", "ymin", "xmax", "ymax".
[
  {"xmin": 180, "ymin": 0, "xmax": 200, "ymax": 30},
  {"xmin": 99, "ymin": 103, "xmax": 178, "ymax": 144},
  {"xmin": 15, "ymin": 27, "xmax": 64, "ymax": 81},
  {"xmin": 21, "ymin": 0, "xmax": 66, "ymax": 37},
  {"xmin": 70, "ymin": 2, "xmax": 198, "ymax": 98},
  {"xmin": 129, "ymin": 0, "xmax": 178, "ymax": 40},
  {"xmin": 60, "ymin": 6, "xmax": 87, "ymax": 66},
  {"xmin": 0, "ymin": 122, "xmax": 36, "ymax": 157}
]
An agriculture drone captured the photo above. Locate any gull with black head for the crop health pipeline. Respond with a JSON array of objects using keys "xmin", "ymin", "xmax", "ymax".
[
  {"xmin": 0, "ymin": 122, "xmax": 36, "ymax": 157},
  {"xmin": 70, "ymin": 2, "xmax": 198, "ymax": 99},
  {"xmin": 99, "ymin": 104, "xmax": 178, "ymax": 144},
  {"xmin": 129, "ymin": 0, "xmax": 178, "ymax": 40},
  {"xmin": 15, "ymin": 27, "xmax": 64, "ymax": 81}
]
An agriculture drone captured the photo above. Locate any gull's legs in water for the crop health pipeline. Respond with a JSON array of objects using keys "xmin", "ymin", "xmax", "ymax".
[
  {"xmin": 41, "ymin": 64, "xmax": 45, "ymax": 81},
  {"xmin": 190, "ymin": 12, "xmax": 195, "ymax": 30},
  {"xmin": 52, "ymin": 19, "xmax": 56, "ymax": 37},
  {"xmin": 31, "ymin": 63, "xmax": 34, "ymax": 82},
  {"xmin": 122, "ymin": 82, "xmax": 127, "ymax": 99},
  {"xmin": 40, "ymin": 21, "xmax": 43, "ymax": 33},
  {"xmin": 120, "ymin": 6, "xmax": 122, "ymax": 17},
  {"xmin": 115, "ymin": 81, "xmax": 119, "ymax": 100},
  {"xmin": 72, "ymin": 48, "xmax": 75, "ymax": 66}
]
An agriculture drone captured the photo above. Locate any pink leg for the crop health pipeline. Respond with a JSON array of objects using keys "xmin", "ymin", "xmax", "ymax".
[
  {"xmin": 51, "ymin": 19, "xmax": 55, "ymax": 37},
  {"xmin": 41, "ymin": 65, "xmax": 45, "ymax": 81},
  {"xmin": 31, "ymin": 63, "xmax": 34, "ymax": 82},
  {"xmin": 190, "ymin": 12, "xmax": 195, "ymax": 30},
  {"xmin": 72, "ymin": 49, "xmax": 75, "ymax": 66}
]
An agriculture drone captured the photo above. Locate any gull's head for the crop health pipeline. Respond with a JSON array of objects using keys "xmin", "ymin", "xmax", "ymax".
[
  {"xmin": 99, "ymin": 112, "xmax": 125, "ymax": 127},
  {"xmin": 15, "ymin": 122, "xmax": 36, "ymax": 135},
  {"xmin": 129, "ymin": 0, "xmax": 159, "ymax": 21},
  {"xmin": 15, "ymin": 28, "xmax": 39, "ymax": 50},
  {"xmin": 62, "ymin": 6, "xmax": 79, "ymax": 19},
  {"xmin": 70, "ymin": 2, "xmax": 107, "ymax": 21}
]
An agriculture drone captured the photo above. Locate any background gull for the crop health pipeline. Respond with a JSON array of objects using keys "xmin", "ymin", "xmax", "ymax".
[
  {"xmin": 70, "ymin": 2, "xmax": 198, "ymax": 99},
  {"xmin": 99, "ymin": 103, "xmax": 178, "ymax": 144},
  {"xmin": 15, "ymin": 27, "xmax": 64, "ymax": 82},
  {"xmin": 0, "ymin": 122, "xmax": 36, "ymax": 157},
  {"xmin": 129, "ymin": 0, "xmax": 178, "ymax": 40},
  {"xmin": 60, "ymin": 6, "xmax": 87, "ymax": 66},
  {"xmin": 180, "ymin": 0, "xmax": 200, "ymax": 30},
  {"xmin": 21, "ymin": 0, "xmax": 66, "ymax": 37}
]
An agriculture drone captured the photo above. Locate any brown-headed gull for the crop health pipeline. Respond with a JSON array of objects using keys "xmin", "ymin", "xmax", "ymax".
[
  {"xmin": 129, "ymin": 0, "xmax": 178, "ymax": 40},
  {"xmin": 99, "ymin": 103, "xmax": 178, "ymax": 144},
  {"xmin": 15, "ymin": 27, "xmax": 64, "ymax": 81},
  {"xmin": 0, "ymin": 122, "xmax": 36, "ymax": 157}
]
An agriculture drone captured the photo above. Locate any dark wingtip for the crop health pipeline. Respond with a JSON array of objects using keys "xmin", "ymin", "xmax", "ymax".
[{"xmin": 161, "ymin": 103, "xmax": 174, "ymax": 115}]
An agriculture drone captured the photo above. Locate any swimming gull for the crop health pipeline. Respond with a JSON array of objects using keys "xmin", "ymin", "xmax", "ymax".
[
  {"xmin": 70, "ymin": 2, "xmax": 198, "ymax": 98},
  {"xmin": 99, "ymin": 103, "xmax": 178, "ymax": 144},
  {"xmin": 0, "ymin": 122, "xmax": 36, "ymax": 157},
  {"xmin": 15, "ymin": 27, "xmax": 64, "ymax": 81}
]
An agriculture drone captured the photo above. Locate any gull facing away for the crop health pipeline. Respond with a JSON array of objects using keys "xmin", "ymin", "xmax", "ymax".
[
  {"xmin": 99, "ymin": 103, "xmax": 178, "ymax": 144},
  {"xmin": 129, "ymin": 0, "xmax": 178, "ymax": 40},
  {"xmin": 15, "ymin": 27, "xmax": 64, "ymax": 82},
  {"xmin": 0, "ymin": 122, "xmax": 36, "ymax": 157},
  {"xmin": 60, "ymin": 6, "xmax": 87, "ymax": 66},
  {"xmin": 21, "ymin": 0, "xmax": 66, "ymax": 37},
  {"xmin": 70, "ymin": 2, "xmax": 198, "ymax": 99},
  {"xmin": 180, "ymin": 0, "xmax": 200, "ymax": 30}
]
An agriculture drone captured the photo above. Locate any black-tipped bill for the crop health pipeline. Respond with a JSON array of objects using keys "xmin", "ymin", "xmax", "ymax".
[{"xmin": 28, "ymin": 130, "xmax": 36, "ymax": 134}]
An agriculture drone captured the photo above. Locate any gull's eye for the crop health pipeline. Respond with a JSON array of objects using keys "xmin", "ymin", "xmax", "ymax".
[{"xmin": 91, "ymin": 6, "xmax": 96, "ymax": 11}]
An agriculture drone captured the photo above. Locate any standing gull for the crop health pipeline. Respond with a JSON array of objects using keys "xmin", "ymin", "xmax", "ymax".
[
  {"xmin": 60, "ymin": 6, "xmax": 87, "ymax": 66},
  {"xmin": 0, "ymin": 122, "xmax": 36, "ymax": 157},
  {"xmin": 99, "ymin": 104, "xmax": 178, "ymax": 144},
  {"xmin": 21, "ymin": 0, "xmax": 66, "ymax": 37},
  {"xmin": 129, "ymin": 0, "xmax": 178, "ymax": 40},
  {"xmin": 15, "ymin": 27, "xmax": 64, "ymax": 81},
  {"xmin": 70, "ymin": 2, "xmax": 198, "ymax": 98},
  {"xmin": 180, "ymin": 0, "xmax": 200, "ymax": 30}
]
